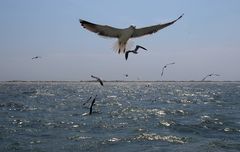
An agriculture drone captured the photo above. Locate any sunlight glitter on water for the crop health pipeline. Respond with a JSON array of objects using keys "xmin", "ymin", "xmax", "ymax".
[{"xmin": 1, "ymin": 81, "xmax": 240, "ymax": 152}]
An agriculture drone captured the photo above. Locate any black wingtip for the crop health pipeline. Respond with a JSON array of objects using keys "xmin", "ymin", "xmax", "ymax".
[
  {"xmin": 79, "ymin": 19, "xmax": 85, "ymax": 25},
  {"xmin": 79, "ymin": 19, "xmax": 87, "ymax": 24},
  {"xmin": 79, "ymin": 19, "xmax": 86, "ymax": 27},
  {"xmin": 79, "ymin": 19, "xmax": 96, "ymax": 27},
  {"xmin": 177, "ymin": 13, "xmax": 184, "ymax": 20}
]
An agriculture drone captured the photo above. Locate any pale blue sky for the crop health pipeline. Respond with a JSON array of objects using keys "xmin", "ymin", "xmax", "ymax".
[{"xmin": 0, "ymin": 0, "xmax": 240, "ymax": 81}]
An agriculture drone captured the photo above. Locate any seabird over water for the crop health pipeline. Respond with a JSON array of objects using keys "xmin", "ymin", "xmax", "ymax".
[
  {"xmin": 91, "ymin": 75, "xmax": 104, "ymax": 86},
  {"xmin": 89, "ymin": 95, "xmax": 97, "ymax": 115},
  {"xmin": 125, "ymin": 45, "xmax": 147, "ymax": 60},
  {"xmin": 79, "ymin": 14, "xmax": 184, "ymax": 54},
  {"xmin": 161, "ymin": 62, "xmax": 175, "ymax": 77},
  {"xmin": 201, "ymin": 73, "xmax": 220, "ymax": 81}
]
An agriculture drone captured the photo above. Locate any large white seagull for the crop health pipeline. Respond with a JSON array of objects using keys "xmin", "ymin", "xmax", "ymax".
[{"xmin": 79, "ymin": 14, "xmax": 183, "ymax": 54}]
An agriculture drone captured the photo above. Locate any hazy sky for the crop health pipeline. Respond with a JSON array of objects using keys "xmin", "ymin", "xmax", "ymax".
[{"xmin": 1, "ymin": 0, "xmax": 240, "ymax": 81}]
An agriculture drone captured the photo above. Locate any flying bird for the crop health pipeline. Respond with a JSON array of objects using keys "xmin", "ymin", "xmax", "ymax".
[
  {"xmin": 89, "ymin": 95, "xmax": 97, "ymax": 115},
  {"xmin": 201, "ymin": 73, "xmax": 220, "ymax": 81},
  {"xmin": 32, "ymin": 56, "xmax": 41, "ymax": 59},
  {"xmin": 91, "ymin": 75, "xmax": 104, "ymax": 86},
  {"xmin": 79, "ymin": 14, "xmax": 184, "ymax": 54},
  {"xmin": 125, "ymin": 45, "xmax": 147, "ymax": 60},
  {"xmin": 161, "ymin": 62, "xmax": 175, "ymax": 77}
]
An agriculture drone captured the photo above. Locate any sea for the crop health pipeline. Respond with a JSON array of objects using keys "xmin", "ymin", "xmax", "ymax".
[{"xmin": 0, "ymin": 81, "xmax": 240, "ymax": 152}]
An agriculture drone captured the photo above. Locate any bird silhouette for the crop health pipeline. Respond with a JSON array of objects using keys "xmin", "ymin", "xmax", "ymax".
[
  {"xmin": 125, "ymin": 45, "xmax": 147, "ymax": 60},
  {"xmin": 32, "ymin": 56, "xmax": 41, "ymax": 59},
  {"xmin": 79, "ymin": 14, "xmax": 184, "ymax": 54},
  {"xmin": 201, "ymin": 73, "xmax": 220, "ymax": 81},
  {"xmin": 161, "ymin": 62, "xmax": 175, "ymax": 77},
  {"xmin": 91, "ymin": 75, "xmax": 103, "ymax": 86},
  {"xmin": 89, "ymin": 95, "xmax": 97, "ymax": 115}
]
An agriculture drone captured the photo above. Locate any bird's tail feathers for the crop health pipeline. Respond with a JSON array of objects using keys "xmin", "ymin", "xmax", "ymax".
[{"xmin": 113, "ymin": 40, "xmax": 134, "ymax": 54}]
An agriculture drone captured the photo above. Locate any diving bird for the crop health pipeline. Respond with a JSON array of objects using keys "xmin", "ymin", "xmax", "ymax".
[
  {"xmin": 32, "ymin": 56, "xmax": 41, "ymax": 59},
  {"xmin": 79, "ymin": 14, "xmax": 184, "ymax": 54},
  {"xmin": 125, "ymin": 45, "xmax": 147, "ymax": 60},
  {"xmin": 91, "ymin": 75, "xmax": 103, "ymax": 86},
  {"xmin": 89, "ymin": 95, "xmax": 97, "ymax": 115},
  {"xmin": 161, "ymin": 62, "xmax": 175, "ymax": 77},
  {"xmin": 201, "ymin": 73, "xmax": 220, "ymax": 81}
]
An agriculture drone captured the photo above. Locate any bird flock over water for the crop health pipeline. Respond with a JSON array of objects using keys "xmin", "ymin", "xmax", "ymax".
[
  {"xmin": 31, "ymin": 14, "xmax": 221, "ymax": 115},
  {"xmin": 78, "ymin": 14, "xmax": 186, "ymax": 114}
]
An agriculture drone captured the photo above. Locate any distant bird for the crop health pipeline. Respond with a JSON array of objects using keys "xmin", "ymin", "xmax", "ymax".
[
  {"xmin": 83, "ymin": 96, "xmax": 92, "ymax": 105},
  {"xmin": 89, "ymin": 95, "xmax": 97, "ymax": 115},
  {"xmin": 79, "ymin": 14, "xmax": 184, "ymax": 54},
  {"xmin": 125, "ymin": 45, "xmax": 147, "ymax": 60},
  {"xmin": 201, "ymin": 73, "xmax": 220, "ymax": 81},
  {"xmin": 32, "ymin": 56, "xmax": 41, "ymax": 59},
  {"xmin": 91, "ymin": 75, "xmax": 103, "ymax": 86},
  {"xmin": 124, "ymin": 74, "xmax": 128, "ymax": 78},
  {"xmin": 161, "ymin": 62, "xmax": 175, "ymax": 76}
]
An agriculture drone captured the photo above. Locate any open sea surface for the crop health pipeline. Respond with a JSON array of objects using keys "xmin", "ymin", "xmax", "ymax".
[{"xmin": 0, "ymin": 81, "xmax": 240, "ymax": 152}]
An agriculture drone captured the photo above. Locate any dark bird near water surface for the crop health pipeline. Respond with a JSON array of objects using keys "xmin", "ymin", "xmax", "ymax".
[
  {"xmin": 89, "ymin": 95, "xmax": 97, "ymax": 115},
  {"xmin": 91, "ymin": 75, "xmax": 104, "ymax": 86}
]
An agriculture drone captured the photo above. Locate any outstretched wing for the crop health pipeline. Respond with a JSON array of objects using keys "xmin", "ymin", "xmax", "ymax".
[
  {"xmin": 201, "ymin": 75, "xmax": 209, "ymax": 81},
  {"xmin": 166, "ymin": 62, "xmax": 175, "ymax": 66},
  {"xmin": 131, "ymin": 14, "xmax": 184, "ymax": 38},
  {"xmin": 136, "ymin": 45, "xmax": 147, "ymax": 51},
  {"xmin": 125, "ymin": 51, "xmax": 130, "ymax": 60},
  {"xmin": 89, "ymin": 95, "xmax": 97, "ymax": 115},
  {"xmin": 91, "ymin": 75, "xmax": 99, "ymax": 80},
  {"xmin": 99, "ymin": 80, "xmax": 104, "ymax": 86},
  {"xmin": 161, "ymin": 67, "xmax": 165, "ymax": 76},
  {"xmin": 80, "ymin": 19, "xmax": 122, "ymax": 38}
]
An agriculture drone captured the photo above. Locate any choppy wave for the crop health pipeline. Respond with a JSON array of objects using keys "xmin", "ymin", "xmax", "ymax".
[{"xmin": 0, "ymin": 81, "xmax": 240, "ymax": 152}]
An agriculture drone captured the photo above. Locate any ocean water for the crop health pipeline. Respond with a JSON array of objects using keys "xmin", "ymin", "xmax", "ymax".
[{"xmin": 0, "ymin": 81, "xmax": 240, "ymax": 152}]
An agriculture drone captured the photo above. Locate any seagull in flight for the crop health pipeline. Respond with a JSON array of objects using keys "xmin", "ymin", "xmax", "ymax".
[
  {"xmin": 79, "ymin": 14, "xmax": 184, "ymax": 54},
  {"xmin": 201, "ymin": 73, "xmax": 220, "ymax": 81},
  {"xmin": 89, "ymin": 95, "xmax": 97, "ymax": 115},
  {"xmin": 125, "ymin": 45, "xmax": 147, "ymax": 60},
  {"xmin": 91, "ymin": 75, "xmax": 104, "ymax": 86},
  {"xmin": 32, "ymin": 56, "xmax": 41, "ymax": 59},
  {"xmin": 161, "ymin": 62, "xmax": 175, "ymax": 77}
]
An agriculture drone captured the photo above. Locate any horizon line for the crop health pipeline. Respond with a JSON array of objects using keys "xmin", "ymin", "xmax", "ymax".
[{"xmin": 1, "ymin": 80, "xmax": 240, "ymax": 83}]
